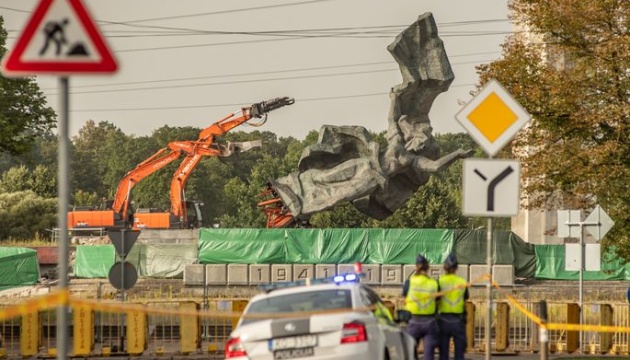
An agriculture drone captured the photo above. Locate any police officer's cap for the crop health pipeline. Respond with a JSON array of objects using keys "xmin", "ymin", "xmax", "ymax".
[
  {"xmin": 444, "ymin": 253, "xmax": 458, "ymax": 269},
  {"xmin": 416, "ymin": 254, "xmax": 429, "ymax": 266}
]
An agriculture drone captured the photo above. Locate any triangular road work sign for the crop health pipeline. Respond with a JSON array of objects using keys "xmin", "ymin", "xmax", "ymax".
[{"xmin": 1, "ymin": 0, "xmax": 118, "ymax": 76}]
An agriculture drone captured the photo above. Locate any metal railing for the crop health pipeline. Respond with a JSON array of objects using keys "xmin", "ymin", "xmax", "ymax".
[{"xmin": 1, "ymin": 284, "xmax": 630, "ymax": 357}]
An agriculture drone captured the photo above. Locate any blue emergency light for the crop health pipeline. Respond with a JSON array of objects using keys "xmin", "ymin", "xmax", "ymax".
[
  {"xmin": 259, "ymin": 265, "xmax": 364, "ymax": 292},
  {"xmin": 334, "ymin": 273, "xmax": 358, "ymax": 283}
]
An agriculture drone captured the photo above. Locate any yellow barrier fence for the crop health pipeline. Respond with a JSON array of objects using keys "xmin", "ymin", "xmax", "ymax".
[{"xmin": 1, "ymin": 278, "xmax": 630, "ymax": 357}]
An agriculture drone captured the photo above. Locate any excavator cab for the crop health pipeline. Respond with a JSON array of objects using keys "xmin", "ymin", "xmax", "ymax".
[{"xmin": 132, "ymin": 201, "xmax": 204, "ymax": 230}]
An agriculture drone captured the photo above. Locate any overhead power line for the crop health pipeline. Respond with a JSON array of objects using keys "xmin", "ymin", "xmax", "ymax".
[
  {"xmin": 40, "ymin": 53, "xmax": 499, "ymax": 92},
  {"xmin": 98, "ymin": 0, "xmax": 340, "ymax": 27},
  {"xmin": 111, "ymin": 29, "xmax": 514, "ymax": 53},
  {"xmin": 41, "ymin": 59, "xmax": 494, "ymax": 97},
  {"xmin": 92, "ymin": 20, "xmax": 511, "ymax": 39},
  {"xmin": 69, "ymin": 84, "xmax": 475, "ymax": 113},
  {"xmin": 3, "ymin": 2, "xmax": 512, "ymax": 42}
]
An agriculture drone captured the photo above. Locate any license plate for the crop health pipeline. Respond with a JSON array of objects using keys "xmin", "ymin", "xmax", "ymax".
[
  {"xmin": 269, "ymin": 334, "xmax": 317, "ymax": 350},
  {"xmin": 273, "ymin": 347, "xmax": 314, "ymax": 360}
]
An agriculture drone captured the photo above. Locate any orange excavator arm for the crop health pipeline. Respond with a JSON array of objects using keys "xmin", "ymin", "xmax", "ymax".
[
  {"xmin": 169, "ymin": 97, "xmax": 295, "ymax": 219},
  {"xmin": 110, "ymin": 136, "xmax": 240, "ymax": 218},
  {"xmin": 109, "ymin": 141, "xmax": 202, "ymax": 218}
]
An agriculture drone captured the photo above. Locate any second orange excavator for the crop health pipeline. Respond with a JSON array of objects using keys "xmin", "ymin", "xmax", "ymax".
[{"xmin": 68, "ymin": 97, "xmax": 294, "ymax": 230}]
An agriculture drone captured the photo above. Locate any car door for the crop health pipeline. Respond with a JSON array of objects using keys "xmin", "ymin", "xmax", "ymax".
[{"xmin": 360, "ymin": 286, "xmax": 409, "ymax": 360}]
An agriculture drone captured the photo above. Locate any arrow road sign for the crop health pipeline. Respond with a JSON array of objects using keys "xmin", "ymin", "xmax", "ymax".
[
  {"xmin": 584, "ymin": 205, "xmax": 615, "ymax": 240},
  {"xmin": 463, "ymin": 159, "xmax": 520, "ymax": 217},
  {"xmin": 557, "ymin": 205, "xmax": 614, "ymax": 240}
]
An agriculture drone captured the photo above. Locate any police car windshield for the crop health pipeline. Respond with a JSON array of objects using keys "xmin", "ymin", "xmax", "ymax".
[{"xmin": 241, "ymin": 289, "xmax": 353, "ymax": 325}]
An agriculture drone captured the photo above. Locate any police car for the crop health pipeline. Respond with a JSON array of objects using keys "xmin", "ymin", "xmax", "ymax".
[{"xmin": 225, "ymin": 272, "xmax": 417, "ymax": 360}]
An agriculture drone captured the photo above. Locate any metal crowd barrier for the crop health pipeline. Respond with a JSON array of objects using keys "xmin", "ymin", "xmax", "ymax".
[{"xmin": 1, "ymin": 284, "xmax": 630, "ymax": 357}]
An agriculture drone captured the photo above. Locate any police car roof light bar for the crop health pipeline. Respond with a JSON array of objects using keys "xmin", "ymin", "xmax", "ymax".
[{"xmin": 259, "ymin": 267, "xmax": 365, "ymax": 293}]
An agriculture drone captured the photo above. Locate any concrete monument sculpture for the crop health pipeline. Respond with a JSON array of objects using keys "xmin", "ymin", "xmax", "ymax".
[{"xmin": 260, "ymin": 12, "xmax": 473, "ymax": 227}]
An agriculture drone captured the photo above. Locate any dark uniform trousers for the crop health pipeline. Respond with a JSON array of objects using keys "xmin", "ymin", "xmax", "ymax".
[
  {"xmin": 406, "ymin": 314, "xmax": 439, "ymax": 360},
  {"xmin": 438, "ymin": 313, "xmax": 466, "ymax": 360}
]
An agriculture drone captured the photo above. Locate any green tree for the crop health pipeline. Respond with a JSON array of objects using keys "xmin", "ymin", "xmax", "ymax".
[
  {"xmin": 217, "ymin": 134, "xmax": 307, "ymax": 228},
  {"xmin": 0, "ymin": 164, "xmax": 56, "ymax": 198},
  {"xmin": 476, "ymin": 0, "xmax": 629, "ymax": 254},
  {"xmin": 0, "ymin": 17, "xmax": 56, "ymax": 156},
  {"xmin": 71, "ymin": 120, "xmax": 130, "ymax": 200},
  {"xmin": 29, "ymin": 165, "xmax": 57, "ymax": 197},
  {"xmin": 0, "ymin": 165, "xmax": 30, "ymax": 193},
  {"xmin": 310, "ymin": 203, "xmax": 371, "ymax": 228},
  {"xmin": 218, "ymin": 177, "xmax": 264, "ymax": 227},
  {"xmin": 0, "ymin": 191, "xmax": 56, "ymax": 240}
]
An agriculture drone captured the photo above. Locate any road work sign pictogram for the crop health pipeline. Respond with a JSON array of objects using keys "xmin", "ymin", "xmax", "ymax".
[{"xmin": 1, "ymin": 0, "xmax": 117, "ymax": 76}]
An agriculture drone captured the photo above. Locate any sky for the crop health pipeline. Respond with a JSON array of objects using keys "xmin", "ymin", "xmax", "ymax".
[{"xmin": 1, "ymin": 0, "xmax": 514, "ymax": 141}]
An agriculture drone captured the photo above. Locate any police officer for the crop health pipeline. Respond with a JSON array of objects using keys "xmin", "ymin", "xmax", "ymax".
[
  {"xmin": 403, "ymin": 254, "xmax": 440, "ymax": 360},
  {"xmin": 438, "ymin": 254, "xmax": 469, "ymax": 360}
]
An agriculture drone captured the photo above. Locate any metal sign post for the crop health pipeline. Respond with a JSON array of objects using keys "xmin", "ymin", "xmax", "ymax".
[
  {"xmin": 456, "ymin": 79, "xmax": 531, "ymax": 360},
  {"xmin": 56, "ymin": 76, "xmax": 70, "ymax": 360},
  {"xmin": 120, "ymin": 229, "xmax": 126, "ymax": 352},
  {"xmin": 557, "ymin": 205, "xmax": 614, "ymax": 352},
  {"xmin": 486, "ymin": 217, "xmax": 493, "ymax": 360},
  {"xmin": 2, "ymin": 1, "xmax": 118, "ymax": 359}
]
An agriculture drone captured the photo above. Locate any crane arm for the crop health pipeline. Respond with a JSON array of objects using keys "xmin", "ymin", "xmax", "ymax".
[
  {"xmin": 198, "ymin": 97, "xmax": 294, "ymax": 141},
  {"xmin": 111, "ymin": 148, "xmax": 183, "ymax": 217},
  {"xmin": 109, "ymin": 140, "xmax": 209, "ymax": 217},
  {"xmin": 170, "ymin": 97, "xmax": 295, "ymax": 219}
]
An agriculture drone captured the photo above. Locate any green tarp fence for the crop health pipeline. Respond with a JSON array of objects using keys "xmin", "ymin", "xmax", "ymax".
[
  {"xmin": 74, "ymin": 243, "xmax": 197, "ymax": 279},
  {"xmin": 73, "ymin": 245, "xmax": 115, "ymax": 278},
  {"xmin": 127, "ymin": 243, "xmax": 198, "ymax": 278},
  {"xmin": 453, "ymin": 230, "xmax": 536, "ymax": 278},
  {"xmin": 73, "ymin": 229, "xmax": 626, "ymax": 281},
  {"xmin": 199, "ymin": 229, "xmax": 536, "ymax": 278},
  {"xmin": 198, "ymin": 229, "xmax": 536, "ymax": 277},
  {"xmin": 0, "ymin": 247, "xmax": 40, "ymax": 291},
  {"xmin": 535, "ymin": 244, "xmax": 630, "ymax": 280},
  {"xmin": 198, "ymin": 228, "xmax": 455, "ymax": 265}
]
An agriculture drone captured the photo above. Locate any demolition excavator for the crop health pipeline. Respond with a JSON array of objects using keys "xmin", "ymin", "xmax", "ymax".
[
  {"xmin": 68, "ymin": 97, "xmax": 294, "ymax": 230},
  {"xmin": 257, "ymin": 182, "xmax": 299, "ymax": 228}
]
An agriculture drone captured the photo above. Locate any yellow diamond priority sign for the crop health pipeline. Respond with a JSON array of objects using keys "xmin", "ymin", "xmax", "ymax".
[{"xmin": 456, "ymin": 79, "xmax": 531, "ymax": 157}]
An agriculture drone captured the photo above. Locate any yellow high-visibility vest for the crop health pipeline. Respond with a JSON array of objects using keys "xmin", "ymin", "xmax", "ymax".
[
  {"xmin": 438, "ymin": 273, "xmax": 467, "ymax": 314},
  {"xmin": 405, "ymin": 274, "xmax": 438, "ymax": 315}
]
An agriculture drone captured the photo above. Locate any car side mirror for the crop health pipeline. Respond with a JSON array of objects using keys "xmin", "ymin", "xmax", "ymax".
[{"xmin": 396, "ymin": 309, "xmax": 411, "ymax": 323}]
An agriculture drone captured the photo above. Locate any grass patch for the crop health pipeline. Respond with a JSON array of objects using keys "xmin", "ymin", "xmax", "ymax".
[{"xmin": 1, "ymin": 236, "xmax": 57, "ymax": 247}]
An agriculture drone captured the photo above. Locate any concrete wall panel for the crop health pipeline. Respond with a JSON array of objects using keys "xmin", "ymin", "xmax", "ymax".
[
  {"xmin": 293, "ymin": 265, "xmax": 315, "ymax": 281},
  {"xmin": 206, "ymin": 264, "xmax": 227, "ymax": 285},
  {"xmin": 227, "ymin": 264, "xmax": 248, "ymax": 285},
  {"xmin": 183, "ymin": 264, "xmax": 205, "ymax": 286},
  {"xmin": 271, "ymin": 265, "xmax": 292, "ymax": 282},
  {"xmin": 381, "ymin": 265, "xmax": 402, "ymax": 285},
  {"xmin": 315, "ymin": 264, "xmax": 336, "ymax": 279},
  {"xmin": 249, "ymin": 264, "xmax": 271, "ymax": 284}
]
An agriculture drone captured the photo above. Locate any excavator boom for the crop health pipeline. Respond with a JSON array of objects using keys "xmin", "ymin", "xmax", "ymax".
[
  {"xmin": 68, "ymin": 97, "xmax": 294, "ymax": 231},
  {"xmin": 168, "ymin": 97, "xmax": 295, "ymax": 222}
]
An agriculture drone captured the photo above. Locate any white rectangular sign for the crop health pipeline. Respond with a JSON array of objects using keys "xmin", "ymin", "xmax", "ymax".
[
  {"xmin": 557, "ymin": 210, "xmax": 582, "ymax": 238},
  {"xmin": 462, "ymin": 159, "xmax": 520, "ymax": 217},
  {"xmin": 565, "ymin": 243, "xmax": 601, "ymax": 271}
]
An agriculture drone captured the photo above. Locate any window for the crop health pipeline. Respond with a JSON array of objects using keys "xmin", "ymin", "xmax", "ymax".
[
  {"xmin": 241, "ymin": 289, "xmax": 352, "ymax": 325},
  {"xmin": 360, "ymin": 286, "xmax": 394, "ymax": 323}
]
